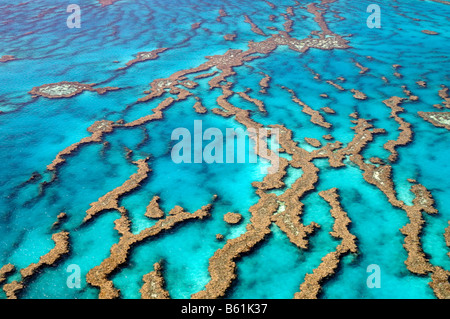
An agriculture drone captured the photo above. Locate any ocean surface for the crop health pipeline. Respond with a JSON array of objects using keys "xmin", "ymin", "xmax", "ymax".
[{"xmin": 0, "ymin": 0, "xmax": 449, "ymax": 299}]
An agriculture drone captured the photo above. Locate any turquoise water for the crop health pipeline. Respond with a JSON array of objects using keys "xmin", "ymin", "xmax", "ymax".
[{"xmin": 0, "ymin": 0, "xmax": 449, "ymax": 299}]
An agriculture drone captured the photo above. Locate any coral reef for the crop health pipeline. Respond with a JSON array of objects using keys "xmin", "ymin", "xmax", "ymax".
[
  {"xmin": 0, "ymin": 264, "xmax": 15, "ymax": 285},
  {"xmin": 47, "ymin": 120, "xmax": 115, "ymax": 171},
  {"xmin": 3, "ymin": 231, "xmax": 70, "ymax": 299},
  {"xmin": 418, "ymin": 112, "xmax": 450, "ymax": 130},
  {"xmin": 295, "ymin": 188, "xmax": 357, "ymax": 299},
  {"xmin": 145, "ymin": 196, "xmax": 165, "ymax": 219},
  {"xmin": 118, "ymin": 48, "xmax": 168, "ymax": 70},
  {"xmin": 140, "ymin": 262, "xmax": 170, "ymax": 299},
  {"xmin": 382, "ymin": 97, "xmax": 413, "ymax": 162},
  {"xmin": 84, "ymin": 159, "xmax": 151, "ymax": 223},
  {"xmin": 223, "ymin": 212, "xmax": 242, "ymax": 224},
  {"xmin": 29, "ymin": 81, "xmax": 119, "ymax": 99},
  {"xmin": 304, "ymin": 137, "xmax": 322, "ymax": 148},
  {"xmin": 87, "ymin": 204, "xmax": 212, "ymax": 298},
  {"xmin": 0, "ymin": 55, "xmax": 16, "ymax": 63}
]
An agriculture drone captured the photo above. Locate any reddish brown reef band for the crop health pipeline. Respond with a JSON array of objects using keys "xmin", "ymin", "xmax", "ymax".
[
  {"xmin": 0, "ymin": 55, "xmax": 16, "ymax": 63},
  {"xmin": 3, "ymin": 231, "xmax": 70, "ymax": 299},
  {"xmin": 98, "ymin": 0, "xmax": 119, "ymax": 7},
  {"xmin": 224, "ymin": 212, "xmax": 243, "ymax": 224},
  {"xmin": 47, "ymin": 120, "xmax": 115, "ymax": 171},
  {"xmin": 140, "ymin": 262, "xmax": 170, "ymax": 299},
  {"xmin": 0, "ymin": 264, "xmax": 15, "ymax": 286},
  {"xmin": 87, "ymin": 203, "xmax": 213, "ymax": 298},
  {"xmin": 84, "ymin": 159, "xmax": 151, "ymax": 223},
  {"xmin": 295, "ymin": 188, "xmax": 357, "ymax": 299},
  {"xmin": 118, "ymin": 48, "xmax": 168, "ymax": 70},
  {"xmin": 418, "ymin": 112, "xmax": 450, "ymax": 130},
  {"xmin": 445, "ymin": 222, "xmax": 450, "ymax": 258},
  {"xmin": 382, "ymin": 96, "xmax": 413, "ymax": 162},
  {"xmin": 29, "ymin": 81, "xmax": 119, "ymax": 99}
]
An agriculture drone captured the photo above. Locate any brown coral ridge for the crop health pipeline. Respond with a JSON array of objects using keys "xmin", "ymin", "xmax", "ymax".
[
  {"xmin": 237, "ymin": 91, "xmax": 266, "ymax": 113},
  {"xmin": 416, "ymin": 80, "xmax": 427, "ymax": 88},
  {"xmin": 191, "ymin": 22, "xmax": 201, "ymax": 30},
  {"xmin": 84, "ymin": 159, "xmax": 150, "ymax": 223},
  {"xmin": 382, "ymin": 96, "xmax": 413, "ymax": 162},
  {"xmin": 295, "ymin": 188, "xmax": 357, "ymax": 299},
  {"xmin": 352, "ymin": 60, "xmax": 370, "ymax": 74},
  {"xmin": 344, "ymin": 121, "xmax": 449, "ymax": 298},
  {"xmin": 136, "ymin": 28, "xmax": 349, "ymax": 109},
  {"xmin": 191, "ymin": 121, "xmax": 320, "ymax": 299},
  {"xmin": 3, "ymin": 231, "xmax": 70, "ymax": 299},
  {"xmin": 140, "ymin": 262, "xmax": 170, "ymax": 299},
  {"xmin": 321, "ymin": 106, "xmax": 335, "ymax": 114},
  {"xmin": 87, "ymin": 203, "xmax": 213, "ymax": 299},
  {"xmin": 216, "ymin": 9, "xmax": 228, "ymax": 23},
  {"xmin": 400, "ymin": 184, "xmax": 450, "ymax": 299},
  {"xmin": 259, "ymin": 73, "xmax": 271, "ymax": 94},
  {"xmin": 282, "ymin": 86, "xmax": 332, "ymax": 129},
  {"xmin": 398, "ymin": 184, "xmax": 437, "ymax": 276},
  {"xmin": 194, "ymin": 71, "xmax": 218, "ymax": 80},
  {"xmin": 281, "ymin": 13, "xmax": 294, "ymax": 33},
  {"xmin": 0, "ymin": 264, "xmax": 15, "ymax": 285},
  {"xmin": 438, "ymin": 85, "xmax": 450, "ymax": 108},
  {"xmin": 401, "ymin": 85, "xmax": 419, "ymax": 101},
  {"xmin": 47, "ymin": 120, "xmax": 115, "ymax": 171},
  {"xmin": 369, "ymin": 157, "xmax": 384, "ymax": 165},
  {"xmin": 422, "ymin": 30, "xmax": 439, "ymax": 35},
  {"xmin": 118, "ymin": 48, "xmax": 168, "ymax": 70},
  {"xmin": 393, "ymin": 64, "xmax": 403, "ymax": 78},
  {"xmin": 299, "ymin": 103, "xmax": 447, "ymax": 296},
  {"xmin": 192, "ymin": 193, "xmax": 279, "ymax": 299},
  {"xmin": 137, "ymin": 49, "xmax": 248, "ymax": 105},
  {"xmin": 325, "ymin": 118, "xmax": 386, "ymax": 169},
  {"xmin": 445, "ymin": 222, "xmax": 450, "ymax": 258},
  {"xmin": 224, "ymin": 34, "xmax": 237, "ymax": 41},
  {"xmin": 326, "ymin": 80, "xmax": 345, "ymax": 91},
  {"xmin": 306, "ymin": 2, "xmax": 334, "ymax": 37},
  {"xmin": 224, "ymin": 212, "xmax": 242, "ymax": 224},
  {"xmin": 287, "ymin": 6, "xmax": 295, "ymax": 16},
  {"xmin": 51, "ymin": 212, "xmax": 67, "ymax": 229},
  {"xmin": 193, "ymin": 100, "xmax": 208, "ymax": 114},
  {"xmin": 264, "ymin": 0, "xmax": 276, "ymax": 9},
  {"xmin": 304, "ymin": 137, "xmax": 322, "ymax": 148},
  {"xmin": 418, "ymin": 111, "xmax": 450, "ymax": 130},
  {"xmin": 125, "ymin": 97, "xmax": 176, "ymax": 127},
  {"xmin": 269, "ymin": 125, "xmax": 322, "ymax": 249},
  {"xmin": 98, "ymin": 0, "xmax": 119, "ymax": 7},
  {"xmin": 350, "ymin": 89, "xmax": 367, "ymax": 100},
  {"xmin": 29, "ymin": 81, "xmax": 119, "ymax": 99},
  {"xmin": 251, "ymin": 154, "xmax": 289, "ymax": 191},
  {"xmin": 244, "ymin": 15, "xmax": 267, "ymax": 36},
  {"xmin": 145, "ymin": 195, "xmax": 165, "ymax": 219},
  {"xmin": 0, "ymin": 55, "xmax": 16, "ymax": 63}
]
